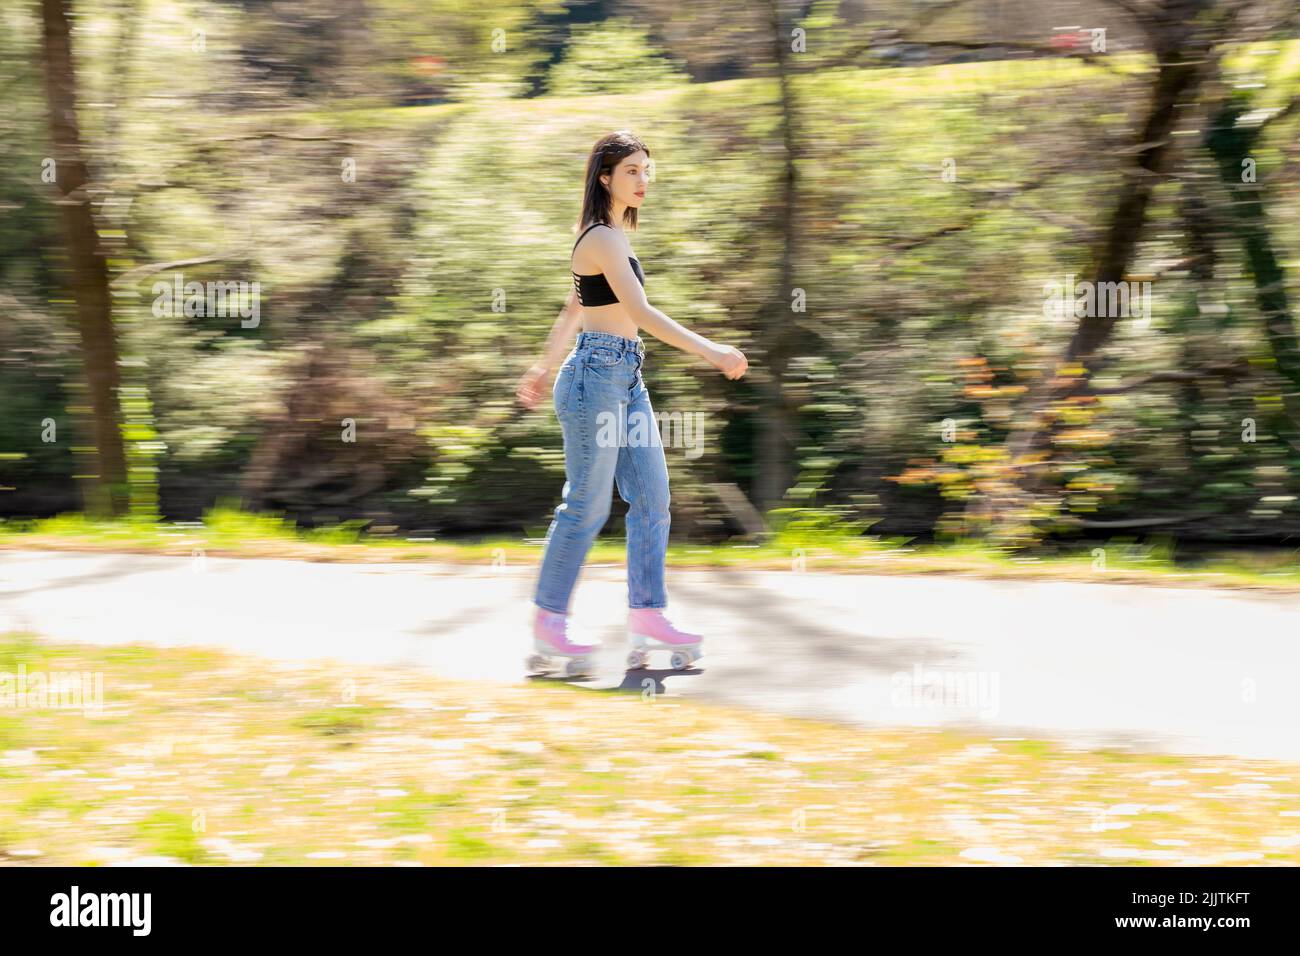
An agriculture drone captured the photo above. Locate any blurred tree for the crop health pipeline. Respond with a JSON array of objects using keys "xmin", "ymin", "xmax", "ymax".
[
  {"xmin": 755, "ymin": 0, "xmax": 803, "ymax": 515},
  {"xmin": 965, "ymin": 0, "xmax": 1232, "ymax": 545},
  {"xmin": 370, "ymin": 0, "xmax": 568, "ymax": 102},
  {"xmin": 6, "ymin": 0, "xmax": 1300, "ymax": 547},
  {"xmin": 40, "ymin": 0, "xmax": 127, "ymax": 516},
  {"xmin": 546, "ymin": 16, "xmax": 689, "ymax": 95},
  {"xmin": 619, "ymin": 0, "xmax": 783, "ymax": 83},
  {"xmin": 1205, "ymin": 70, "xmax": 1300, "ymax": 435}
]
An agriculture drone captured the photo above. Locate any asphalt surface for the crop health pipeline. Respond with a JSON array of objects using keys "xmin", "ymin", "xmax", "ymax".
[{"xmin": 2, "ymin": 548, "xmax": 1298, "ymax": 761}]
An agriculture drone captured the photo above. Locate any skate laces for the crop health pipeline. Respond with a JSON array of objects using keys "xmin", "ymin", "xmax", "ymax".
[
  {"xmin": 633, "ymin": 608, "xmax": 688, "ymax": 637},
  {"xmin": 655, "ymin": 611, "xmax": 680, "ymax": 632},
  {"xmin": 537, "ymin": 610, "xmax": 596, "ymax": 650},
  {"xmin": 537, "ymin": 609, "xmax": 567, "ymax": 636}
]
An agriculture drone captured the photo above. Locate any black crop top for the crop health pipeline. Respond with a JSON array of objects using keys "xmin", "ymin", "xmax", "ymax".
[{"xmin": 571, "ymin": 223, "xmax": 645, "ymax": 307}]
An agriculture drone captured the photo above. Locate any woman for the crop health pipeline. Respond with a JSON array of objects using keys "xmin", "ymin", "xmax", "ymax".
[{"xmin": 516, "ymin": 130, "xmax": 747, "ymax": 676}]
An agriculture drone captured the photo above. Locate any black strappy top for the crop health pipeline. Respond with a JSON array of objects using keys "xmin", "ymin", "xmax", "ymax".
[{"xmin": 571, "ymin": 222, "xmax": 644, "ymax": 307}]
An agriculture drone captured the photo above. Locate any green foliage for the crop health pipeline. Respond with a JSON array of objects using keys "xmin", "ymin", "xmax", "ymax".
[
  {"xmin": 768, "ymin": 505, "xmax": 876, "ymax": 548},
  {"xmin": 134, "ymin": 811, "xmax": 209, "ymax": 864},
  {"xmin": 201, "ymin": 504, "xmax": 301, "ymax": 541},
  {"xmin": 547, "ymin": 18, "xmax": 689, "ymax": 97},
  {"xmin": 293, "ymin": 706, "xmax": 384, "ymax": 736},
  {"xmin": 5, "ymin": 0, "xmax": 1300, "ymax": 548}
]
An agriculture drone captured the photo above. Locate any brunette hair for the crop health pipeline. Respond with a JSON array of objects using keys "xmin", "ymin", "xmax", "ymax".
[{"xmin": 576, "ymin": 130, "xmax": 650, "ymax": 233}]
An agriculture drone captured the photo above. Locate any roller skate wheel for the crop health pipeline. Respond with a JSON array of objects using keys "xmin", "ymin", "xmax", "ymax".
[
  {"xmin": 626, "ymin": 649, "xmax": 649, "ymax": 669},
  {"xmin": 565, "ymin": 657, "xmax": 593, "ymax": 679},
  {"xmin": 669, "ymin": 650, "xmax": 692, "ymax": 671},
  {"xmin": 525, "ymin": 654, "xmax": 549, "ymax": 674}
]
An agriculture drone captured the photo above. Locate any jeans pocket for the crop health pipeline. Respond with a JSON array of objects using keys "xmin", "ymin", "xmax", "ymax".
[{"xmin": 584, "ymin": 346, "xmax": 622, "ymax": 367}]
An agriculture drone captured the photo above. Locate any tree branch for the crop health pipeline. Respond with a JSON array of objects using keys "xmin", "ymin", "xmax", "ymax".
[
  {"xmin": 1088, "ymin": 358, "xmax": 1251, "ymax": 394},
  {"xmin": 807, "ymin": 0, "xmax": 977, "ymax": 71},
  {"xmin": 870, "ymin": 158, "xmax": 1082, "ymax": 251},
  {"xmin": 110, "ymin": 254, "xmax": 240, "ymax": 287},
  {"xmin": 1253, "ymin": 91, "xmax": 1300, "ymax": 132}
]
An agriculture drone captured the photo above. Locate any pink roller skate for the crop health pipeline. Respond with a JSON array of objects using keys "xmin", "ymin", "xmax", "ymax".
[
  {"xmin": 626, "ymin": 608, "xmax": 702, "ymax": 671},
  {"xmin": 526, "ymin": 607, "xmax": 598, "ymax": 679}
]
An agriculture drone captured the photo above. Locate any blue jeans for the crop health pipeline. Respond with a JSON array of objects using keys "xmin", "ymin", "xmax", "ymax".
[{"xmin": 534, "ymin": 331, "xmax": 670, "ymax": 614}]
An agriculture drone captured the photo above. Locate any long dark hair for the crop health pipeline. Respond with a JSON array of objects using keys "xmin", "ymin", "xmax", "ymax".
[{"xmin": 576, "ymin": 130, "xmax": 649, "ymax": 233}]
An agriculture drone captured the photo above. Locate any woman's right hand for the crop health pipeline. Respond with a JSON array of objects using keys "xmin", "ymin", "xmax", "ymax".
[
  {"xmin": 706, "ymin": 343, "xmax": 748, "ymax": 380},
  {"xmin": 516, "ymin": 363, "xmax": 551, "ymax": 410}
]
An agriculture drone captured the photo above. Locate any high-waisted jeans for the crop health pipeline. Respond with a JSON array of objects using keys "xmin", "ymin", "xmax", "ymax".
[{"xmin": 534, "ymin": 331, "xmax": 670, "ymax": 614}]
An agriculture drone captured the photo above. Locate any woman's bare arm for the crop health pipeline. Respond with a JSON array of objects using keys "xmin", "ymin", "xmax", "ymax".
[
  {"xmin": 516, "ymin": 290, "xmax": 582, "ymax": 409},
  {"xmin": 588, "ymin": 230, "xmax": 721, "ymax": 362},
  {"xmin": 535, "ymin": 289, "xmax": 583, "ymax": 371}
]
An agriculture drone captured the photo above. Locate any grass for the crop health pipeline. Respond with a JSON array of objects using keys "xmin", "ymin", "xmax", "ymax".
[
  {"xmin": 4, "ymin": 506, "xmax": 1300, "ymax": 593},
  {"xmin": 0, "ymin": 631, "xmax": 1298, "ymax": 866}
]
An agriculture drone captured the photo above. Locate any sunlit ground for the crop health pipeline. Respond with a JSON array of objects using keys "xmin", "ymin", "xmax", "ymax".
[
  {"xmin": 1, "ymin": 632, "xmax": 1298, "ymax": 866},
  {"xmin": 5, "ymin": 508, "xmax": 1300, "ymax": 593}
]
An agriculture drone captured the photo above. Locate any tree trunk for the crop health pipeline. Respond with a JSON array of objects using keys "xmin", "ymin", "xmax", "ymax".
[
  {"xmin": 966, "ymin": 0, "xmax": 1215, "ymax": 542},
  {"xmin": 40, "ymin": 0, "xmax": 127, "ymax": 517},
  {"xmin": 1206, "ymin": 97, "xmax": 1300, "ymax": 434},
  {"xmin": 756, "ymin": 0, "xmax": 799, "ymax": 513},
  {"xmin": 1172, "ymin": 176, "xmax": 1219, "ymax": 474}
]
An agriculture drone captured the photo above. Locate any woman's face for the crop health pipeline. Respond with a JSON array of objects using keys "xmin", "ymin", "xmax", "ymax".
[{"xmin": 602, "ymin": 149, "xmax": 651, "ymax": 210}]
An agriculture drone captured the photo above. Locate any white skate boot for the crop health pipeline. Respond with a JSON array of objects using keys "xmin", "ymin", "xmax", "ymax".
[
  {"xmin": 626, "ymin": 608, "xmax": 702, "ymax": 671},
  {"xmin": 526, "ymin": 607, "xmax": 599, "ymax": 679}
]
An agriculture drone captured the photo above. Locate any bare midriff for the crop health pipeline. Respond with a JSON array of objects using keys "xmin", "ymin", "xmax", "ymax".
[{"xmin": 580, "ymin": 304, "xmax": 640, "ymax": 340}]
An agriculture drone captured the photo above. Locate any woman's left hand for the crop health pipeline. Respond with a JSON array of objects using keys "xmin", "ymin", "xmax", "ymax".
[{"xmin": 516, "ymin": 363, "xmax": 552, "ymax": 410}]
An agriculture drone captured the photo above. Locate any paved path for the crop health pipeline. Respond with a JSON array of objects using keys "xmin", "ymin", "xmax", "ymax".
[{"xmin": 2, "ymin": 549, "xmax": 1298, "ymax": 761}]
